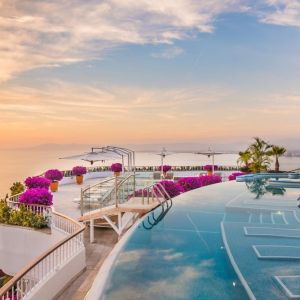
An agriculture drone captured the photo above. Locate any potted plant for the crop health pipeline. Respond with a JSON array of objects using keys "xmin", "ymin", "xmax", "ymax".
[
  {"xmin": 159, "ymin": 165, "xmax": 172, "ymax": 177},
  {"xmin": 24, "ymin": 176, "xmax": 51, "ymax": 189},
  {"xmin": 203, "ymin": 165, "xmax": 218, "ymax": 176},
  {"xmin": 44, "ymin": 169, "xmax": 63, "ymax": 192},
  {"xmin": 72, "ymin": 166, "xmax": 87, "ymax": 184},
  {"xmin": 110, "ymin": 163, "xmax": 122, "ymax": 176}
]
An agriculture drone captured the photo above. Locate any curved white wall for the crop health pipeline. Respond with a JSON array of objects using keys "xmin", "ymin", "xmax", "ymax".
[{"xmin": 0, "ymin": 224, "xmax": 65, "ymax": 275}]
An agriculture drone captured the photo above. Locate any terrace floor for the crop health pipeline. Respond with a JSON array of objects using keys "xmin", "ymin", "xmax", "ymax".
[{"xmin": 53, "ymin": 177, "xmax": 103, "ymax": 220}]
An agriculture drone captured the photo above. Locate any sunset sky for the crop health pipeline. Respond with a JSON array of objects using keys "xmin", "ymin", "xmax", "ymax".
[{"xmin": 1, "ymin": 1, "xmax": 300, "ymax": 148}]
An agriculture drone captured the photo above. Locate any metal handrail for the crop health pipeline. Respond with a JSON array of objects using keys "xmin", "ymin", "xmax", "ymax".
[
  {"xmin": 81, "ymin": 176, "xmax": 116, "ymax": 193},
  {"xmin": 0, "ymin": 210, "xmax": 85, "ymax": 299}
]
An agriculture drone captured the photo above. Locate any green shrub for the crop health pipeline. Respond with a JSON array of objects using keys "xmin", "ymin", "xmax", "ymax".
[
  {"xmin": 10, "ymin": 182, "xmax": 25, "ymax": 196},
  {"xmin": 0, "ymin": 200, "xmax": 48, "ymax": 229}
]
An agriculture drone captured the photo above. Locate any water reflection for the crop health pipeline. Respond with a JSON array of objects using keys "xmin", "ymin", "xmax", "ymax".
[{"xmin": 245, "ymin": 179, "xmax": 286, "ymax": 199}]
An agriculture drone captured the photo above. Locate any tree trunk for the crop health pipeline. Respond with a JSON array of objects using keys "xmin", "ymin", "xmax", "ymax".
[{"xmin": 275, "ymin": 157, "xmax": 279, "ymax": 172}]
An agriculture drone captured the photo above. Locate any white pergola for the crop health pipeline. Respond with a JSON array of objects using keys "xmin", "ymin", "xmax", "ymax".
[
  {"xmin": 195, "ymin": 147, "xmax": 224, "ymax": 174},
  {"xmin": 60, "ymin": 145, "xmax": 136, "ymax": 174}
]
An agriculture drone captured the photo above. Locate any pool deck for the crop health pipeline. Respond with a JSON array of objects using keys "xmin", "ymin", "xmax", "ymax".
[
  {"xmin": 53, "ymin": 177, "xmax": 103, "ymax": 220},
  {"xmin": 52, "ymin": 178, "xmax": 118, "ymax": 300}
]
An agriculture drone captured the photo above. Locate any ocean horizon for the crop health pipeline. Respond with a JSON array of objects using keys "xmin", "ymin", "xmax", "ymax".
[{"xmin": 1, "ymin": 147, "xmax": 299, "ymax": 198}]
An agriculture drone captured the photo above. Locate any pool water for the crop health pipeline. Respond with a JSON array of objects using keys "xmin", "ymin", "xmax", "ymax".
[{"xmin": 99, "ymin": 178, "xmax": 300, "ymax": 300}]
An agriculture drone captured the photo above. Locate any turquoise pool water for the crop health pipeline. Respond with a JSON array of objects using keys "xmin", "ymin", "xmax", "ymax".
[{"xmin": 99, "ymin": 178, "xmax": 300, "ymax": 300}]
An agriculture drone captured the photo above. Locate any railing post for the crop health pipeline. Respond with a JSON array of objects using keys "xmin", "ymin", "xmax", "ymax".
[
  {"xmin": 115, "ymin": 175, "xmax": 118, "ymax": 207},
  {"xmin": 90, "ymin": 219, "xmax": 95, "ymax": 243},
  {"xmin": 80, "ymin": 188, "xmax": 83, "ymax": 216}
]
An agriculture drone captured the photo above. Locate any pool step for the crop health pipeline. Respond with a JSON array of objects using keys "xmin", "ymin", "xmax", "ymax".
[{"xmin": 248, "ymin": 211, "xmax": 288, "ymax": 225}]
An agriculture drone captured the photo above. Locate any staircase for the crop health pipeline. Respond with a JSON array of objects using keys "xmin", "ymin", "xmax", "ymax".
[{"xmin": 79, "ymin": 174, "xmax": 171, "ymax": 240}]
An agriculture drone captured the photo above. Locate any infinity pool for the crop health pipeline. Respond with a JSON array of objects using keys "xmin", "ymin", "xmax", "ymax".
[{"xmin": 89, "ymin": 177, "xmax": 300, "ymax": 300}]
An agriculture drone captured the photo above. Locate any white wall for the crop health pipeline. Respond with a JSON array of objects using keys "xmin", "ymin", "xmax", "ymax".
[{"xmin": 0, "ymin": 225, "xmax": 65, "ymax": 274}]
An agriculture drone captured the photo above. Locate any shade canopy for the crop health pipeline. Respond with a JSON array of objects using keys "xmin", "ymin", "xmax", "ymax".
[
  {"xmin": 195, "ymin": 148, "xmax": 223, "ymax": 158},
  {"xmin": 60, "ymin": 150, "xmax": 120, "ymax": 164},
  {"xmin": 154, "ymin": 147, "xmax": 174, "ymax": 158}
]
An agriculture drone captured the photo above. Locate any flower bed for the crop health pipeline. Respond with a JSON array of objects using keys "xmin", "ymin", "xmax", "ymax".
[
  {"xmin": 0, "ymin": 201, "xmax": 48, "ymax": 229},
  {"xmin": 155, "ymin": 180, "xmax": 184, "ymax": 198},
  {"xmin": 177, "ymin": 175, "xmax": 222, "ymax": 192}
]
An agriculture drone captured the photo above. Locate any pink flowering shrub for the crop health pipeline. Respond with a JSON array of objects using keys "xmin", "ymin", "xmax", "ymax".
[
  {"xmin": 177, "ymin": 177, "xmax": 202, "ymax": 192},
  {"xmin": 110, "ymin": 163, "xmax": 122, "ymax": 172},
  {"xmin": 228, "ymin": 172, "xmax": 246, "ymax": 181},
  {"xmin": 24, "ymin": 176, "xmax": 51, "ymax": 189},
  {"xmin": 177, "ymin": 175, "xmax": 222, "ymax": 192},
  {"xmin": 159, "ymin": 165, "xmax": 172, "ymax": 172},
  {"xmin": 44, "ymin": 169, "xmax": 63, "ymax": 182},
  {"xmin": 155, "ymin": 180, "xmax": 184, "ymax": 199},
  {"xmin": 72, "ymin": 166, "xmax": 87, "ymax": 176},
  {"xmin": 19, "ymin": 188, "xmax": 53, "ymax": 206},
  {"xmin": 203, "ymin": 165, "xmax": 218, "ymax": 171}
]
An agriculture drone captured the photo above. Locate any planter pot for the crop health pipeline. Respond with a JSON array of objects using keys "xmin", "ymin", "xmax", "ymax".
[
  {"xmin": 114, "ymin": 171, "xmax": 121, "ymax": 177},
  {"xmin": 207, "ymin": 170, "xmax": 213, "ymax": 176},
  {"xmin": 76, "ymin": 175, "xmax": 84, "ymax": 184},
  {"xmin": 50, "ymin": 181, "xmax": 59, "ymax": 192}
]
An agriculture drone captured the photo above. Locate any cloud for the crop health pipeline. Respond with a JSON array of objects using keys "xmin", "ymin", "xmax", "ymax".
[
  {"xmin": 0, "ymin": 0, "xmax": 244, "ymax": 81},
  {"xmin": 0, "ymin": 81, "xmax": 230, "ymax": 124},
  {"xmin": 151, "ymin": 46, "xmax": 185, "ymax": 59},
  {"xmin": 105, "ymin": 256, "xmax": 215, "ymax": 300},
  {"xmin": 259, "ymin": 0, "xmax": 300, "ymax": 26}
]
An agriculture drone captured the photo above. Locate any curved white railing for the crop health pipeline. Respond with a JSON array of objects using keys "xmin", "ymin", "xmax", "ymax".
[{"xmin": 0, "ymin": 199, "xmax": 85, "ymax": 300}]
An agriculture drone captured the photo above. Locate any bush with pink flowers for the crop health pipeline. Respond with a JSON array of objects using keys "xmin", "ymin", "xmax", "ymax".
[
  {"xmin": 44, "ymin": 169, "xmax": 63, "ymax": 182},
  {"xmin": 228, "ymin": 172, "xmax": 246, "ymax": 181},
  {"xmin": 110, "ymin": 163, "xmax": 122, "ymax": 173},
  {"xmin": 155, "ymin": 180, "xmax": 184, "ymax": 199},
  {"xmin": 177, "ymin": 175, "xmax": 222, "ymax": 192},
  {"xmin": 203, "ymin": 165, "xmax": 218, "ymax": 171},
  {"xmin": 72, "ymin": 166, "xmax": 87, "ymax": 176},
  {"xmin": 24, "ymin": 176, "xmax": 51, "ymax": 189},
  {"xmin": 159, "ymin": 165, "xmax": 172, "ymax": 172},
  {"xmin": 19, "ymin": 188, "xmax": 53, "ymax": 206}
]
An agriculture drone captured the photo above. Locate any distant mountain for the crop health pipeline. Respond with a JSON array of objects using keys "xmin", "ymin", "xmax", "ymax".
[{"xmin": 2, "ymin": 136, "xmax": 299, "ymax": 153}]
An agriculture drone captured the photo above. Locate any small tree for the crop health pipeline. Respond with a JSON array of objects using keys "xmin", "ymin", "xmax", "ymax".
[
  {"xmin": 10, "ymin": 182, "xmax": 25, "ymax": 196},
  {"xmin": 248, "ymin": 137, "xmax": 272, "ymax": 173},
  {"xmin": 237, "ymin": 150, "xmax": 252, "ymax": 171},
  {"xmin": 269, "ymin": 145, "xmax": 286, "ymax": 172}
]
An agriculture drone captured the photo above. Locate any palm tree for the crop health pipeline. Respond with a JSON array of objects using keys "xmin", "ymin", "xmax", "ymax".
[
  {"xmin": 248, "ymin": 137, "xmax": 272, "ymax": 173},
  {"xmin": 269, "ymin": 145, "xmax": 286, "ymax": 172},
  {"xmin": 237, "ymin": 150, "xmax": 252, "ymax": 171}
]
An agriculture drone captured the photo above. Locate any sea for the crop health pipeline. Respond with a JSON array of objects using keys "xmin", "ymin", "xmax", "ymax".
[{"xmin": 1, "ymin": 148, "xmax": 299, "ymax": 198}]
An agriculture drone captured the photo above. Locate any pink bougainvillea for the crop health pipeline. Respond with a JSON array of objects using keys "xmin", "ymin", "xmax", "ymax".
[
  {"xmin": 24, "ymin": 176, "xmax": 51, "ymax": 189},
  {"xmin": 19, "ymin": 188, "xmax": 53, "ymax": 206}
]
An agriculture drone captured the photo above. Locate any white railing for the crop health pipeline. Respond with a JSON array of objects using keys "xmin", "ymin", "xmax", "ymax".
[{"xmin": 0, "ymin": 208, "xmax": 85, "ymax": 300}]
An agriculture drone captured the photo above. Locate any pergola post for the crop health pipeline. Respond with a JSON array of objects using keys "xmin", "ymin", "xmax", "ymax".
[{"xmin": 90, "ymin": 219, "xmax": 95, "ymax": 243}]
